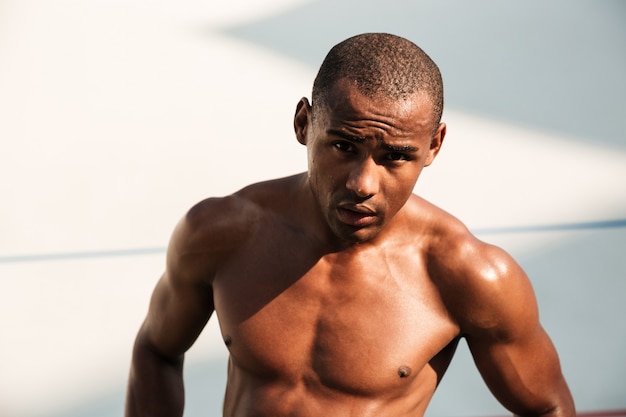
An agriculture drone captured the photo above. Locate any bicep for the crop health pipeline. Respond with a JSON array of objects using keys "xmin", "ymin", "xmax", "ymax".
[
  {"xmin": 138, "ymin": 213, "xmax": 219, "ymax": 358},
  {"xmin": 467, "ymin": 324, "xmax": 571, "ymax": 416},
  {"xmin": 461, "ymin": 247, "xmax": 573, "ymax": 415},
  {"xmin": 140, "ymin": 269, "xmax": 215, "ymax": 359},
  {"xmin": 136, "ymin": 196, "xmax": 248, "ymax": 359}
]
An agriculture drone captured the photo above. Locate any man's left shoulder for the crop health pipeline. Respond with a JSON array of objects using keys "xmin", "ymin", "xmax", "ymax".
[
  {"xmin": 403, "ymin": 194, "xmax": 479, "ymax": 257},
  {"xmin": 406, "ymin": 195, "xmax": 518, "ymax": 278},
  {"xmin": 407, "ymin": 196, "xmax": 535, "ymax": 333}
]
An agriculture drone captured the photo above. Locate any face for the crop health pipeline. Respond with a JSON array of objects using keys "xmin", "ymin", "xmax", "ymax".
[{"xmin": 294, "ymin": 78, "xmax": 446, "ymax": 244}]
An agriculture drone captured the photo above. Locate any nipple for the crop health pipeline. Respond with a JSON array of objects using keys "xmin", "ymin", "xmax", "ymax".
[
  {"xmin": 224, "ymin": 336, "xmax": 232, "ymax": 347},
  {"xmin": 398, "ymin": 366, "xmax": 411, "ymax": 378}
]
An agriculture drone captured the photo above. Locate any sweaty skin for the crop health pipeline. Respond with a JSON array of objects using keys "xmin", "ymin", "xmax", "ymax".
[{"xmin": 125, "ymin": 79, "xmax": 575, "ymax": 417}]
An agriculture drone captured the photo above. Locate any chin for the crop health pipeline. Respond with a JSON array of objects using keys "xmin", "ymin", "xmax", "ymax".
[{"xmin": 332, "ymin": 224, "xmax": 382, "ymax": 244}]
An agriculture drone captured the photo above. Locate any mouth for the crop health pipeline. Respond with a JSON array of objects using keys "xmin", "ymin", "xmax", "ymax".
[{"xmin": 336, "ymin": 204, "xmax": 378, "ymax": 227}]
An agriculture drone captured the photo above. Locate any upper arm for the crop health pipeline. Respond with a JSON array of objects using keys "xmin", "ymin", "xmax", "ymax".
[
  {"xmin": 468, "ymin": 320, "xmax": 573, "ymax": 416},
  {"xmin": 139, "ymin": 271, "xmax": 214, "ymax": 360},
  {"xmin": 451, "ymin": 242, "xmax": 575, "ymax": 416},
  {"xmin": 137, "ymin": 196, "xmax": 249, "ymax": 359}
]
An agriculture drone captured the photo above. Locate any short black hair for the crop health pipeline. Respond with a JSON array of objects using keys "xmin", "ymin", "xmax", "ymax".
[{"xmin": 312, "ymin": 33, "xmax": 443, "ymax": 129}]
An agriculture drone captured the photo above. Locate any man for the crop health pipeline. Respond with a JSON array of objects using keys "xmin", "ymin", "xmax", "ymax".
[{"xmin": 126, "ymin": 33, "xmax": 575, "ymax": 416}]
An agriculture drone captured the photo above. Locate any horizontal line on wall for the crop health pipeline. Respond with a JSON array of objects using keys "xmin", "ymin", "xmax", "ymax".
[
  {"xmin": 1, "ymin": 218, "xmax": 625, "ymax": 264},
  {"xmin": 474, "ymin": 218, "xmax": 626, "ymax": 235},
  {"xmin": 0, "ymin": 247, "xmax": 166, "ymax": 264}
]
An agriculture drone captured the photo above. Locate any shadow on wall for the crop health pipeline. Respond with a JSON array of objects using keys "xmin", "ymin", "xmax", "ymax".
[{"xmin": 222, "ymin": 0, "xmax": 626, "ymax": 150}]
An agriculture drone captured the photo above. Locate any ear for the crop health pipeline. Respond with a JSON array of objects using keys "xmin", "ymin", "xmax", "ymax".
[
  {"xmin": 294, "ymin": 97, "xmax": 312, "ymax": 146},
  {"xmin": 424, "ymin": 123, "xmax": 446, "ymax": 167}
]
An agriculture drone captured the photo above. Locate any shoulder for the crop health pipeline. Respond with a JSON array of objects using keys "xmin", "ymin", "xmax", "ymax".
[
  {"xmin": 408, "ymin": 196, "xmax": 537, "ymax": 338},
  {"xmin": 167, "ymin": 174, "xmax": 303, "ymax": 284}
]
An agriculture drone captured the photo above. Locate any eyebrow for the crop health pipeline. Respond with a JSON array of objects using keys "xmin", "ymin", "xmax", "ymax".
[{"xmin": 327, "ymin": 129, "xmax": 419, "ymax": 153}]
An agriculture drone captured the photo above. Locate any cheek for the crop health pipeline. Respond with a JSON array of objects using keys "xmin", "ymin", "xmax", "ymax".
[
  {"xmin": 385, "ymin": 169, "xmax": 422, "ymax": 206},
  {"xmin": 310, "ymin": 151, "xmax": 343, "ymax": 188},
  {"xmin": 308, "ymin": 164, "xmax": 336, "ymax": 205}
]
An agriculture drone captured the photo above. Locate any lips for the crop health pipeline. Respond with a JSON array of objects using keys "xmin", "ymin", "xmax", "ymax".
[{"xmin": 336, "ymin": 204, "xmax": 377, "ymax": 227}]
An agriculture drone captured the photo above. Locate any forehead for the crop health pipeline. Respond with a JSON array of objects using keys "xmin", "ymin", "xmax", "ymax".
[{"xmin": 317, "ymin": 79, "xmax": 435, "ymax": 138}]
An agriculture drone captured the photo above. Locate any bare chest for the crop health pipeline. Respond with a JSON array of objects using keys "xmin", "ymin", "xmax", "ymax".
[{"xmin": 212, "ymin": 231, "xmax": 459, "ymax": 395}]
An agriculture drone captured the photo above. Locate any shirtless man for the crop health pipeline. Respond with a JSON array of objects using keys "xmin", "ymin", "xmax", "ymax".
[{"xmin": 125, "ymin": 33, "xmax": 575, "ymax": 417}]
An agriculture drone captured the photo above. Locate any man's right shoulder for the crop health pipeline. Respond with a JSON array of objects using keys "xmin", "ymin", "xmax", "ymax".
[
  {"xmin": 164, "ymin": 188, "xmax": 263, "ymax": 283},
  {"xmin": 168, "ymin": 175, "xmax": 303, "ymax": 274},
  {"xmin": 167, "ymin": 172, "xmax": 301, "ymax": 280},
  {"xmin": 174, "ymin": 191, "xmax": 261, "ymax": 255}
]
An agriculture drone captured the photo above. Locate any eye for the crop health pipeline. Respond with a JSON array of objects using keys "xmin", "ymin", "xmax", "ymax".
[
  {"xmin": 333, "ymin": 141, "xmax": 354, "ymax": 153},
  {"xmin": 386, "ymin": 152, "xmax": 410, "ymax": 162}
]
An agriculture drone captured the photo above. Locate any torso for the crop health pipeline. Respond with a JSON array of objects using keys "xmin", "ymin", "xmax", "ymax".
[{"xmin": 209, "ymin": 175, "xmax": 465, "ymax": 416}]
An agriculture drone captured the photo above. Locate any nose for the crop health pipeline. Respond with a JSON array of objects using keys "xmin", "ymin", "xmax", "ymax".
[{"xmin": 346, "ymin": 158, "xmax": 380, "ymax": 198}]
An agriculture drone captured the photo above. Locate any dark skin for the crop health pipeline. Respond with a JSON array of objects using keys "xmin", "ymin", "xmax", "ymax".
[{"xmin": 126, "ymin": 78, "xmax": 575, "ymax": 416}]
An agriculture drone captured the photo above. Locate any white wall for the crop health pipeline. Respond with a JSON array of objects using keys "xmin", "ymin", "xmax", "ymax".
[{"xmin": 1, "ymin": 1, "xmax": 624, "ymax": 416}]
